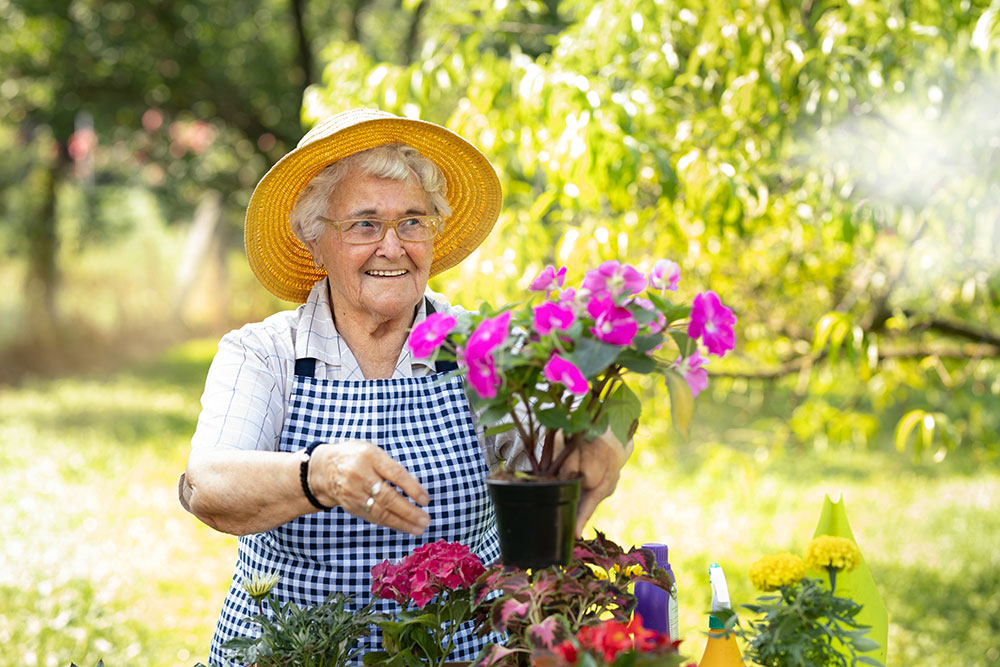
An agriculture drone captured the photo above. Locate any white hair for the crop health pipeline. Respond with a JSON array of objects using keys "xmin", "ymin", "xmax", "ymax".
[{"xmin": 290, "ymin": 143, "xmax": 452, "ymax": 245}]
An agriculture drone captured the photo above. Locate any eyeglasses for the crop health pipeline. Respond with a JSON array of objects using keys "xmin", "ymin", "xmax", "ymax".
[{"xmin": 317, "ymin": 214, "xmax": 442, "ymax": 245}]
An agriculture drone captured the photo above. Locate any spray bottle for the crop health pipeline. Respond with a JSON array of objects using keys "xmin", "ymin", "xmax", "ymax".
[
  {"xmin": 697, "ymin": 563, "xmax": 745, "ymax": 667},
  {"xmin": 633, "ymin": 543, "xmax": 679, "ymax": 640}
]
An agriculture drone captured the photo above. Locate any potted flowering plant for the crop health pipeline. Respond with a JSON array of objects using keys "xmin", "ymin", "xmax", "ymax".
[
  {"xmin": 534, "ymin": 614, "xmax": 688, "ymax": 667},
  {"xmin": 732, "ymin": 536, "xmax": 883, "ymax": 667},
  {"xmin": 471, "ymin": 532, "xmax": 680, "ymax": 667},
  {"xmin": 409, "ymin": 260, "xmax": 737, "ymax": 567},
  {"xmin": 367, "ymin": 540, "xmax": 488, "ymax": 666},
  {"xmin": 217, "ymin": 571, "xmax": 377, "ymax": 667}
]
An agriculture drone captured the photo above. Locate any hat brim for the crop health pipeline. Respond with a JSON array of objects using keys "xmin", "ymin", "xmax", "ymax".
[{"xmin": 245, "ymin": 113, "xmax": 502, "ymax": 303}]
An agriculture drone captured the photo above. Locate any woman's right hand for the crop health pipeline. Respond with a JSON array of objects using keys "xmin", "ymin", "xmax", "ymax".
[{"xmin": 309, "ymin": 440, "xmax": 431, "ymax": 536}]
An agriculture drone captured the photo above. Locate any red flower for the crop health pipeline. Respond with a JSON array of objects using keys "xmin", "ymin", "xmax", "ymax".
[
  {"xmin": 552, "ymin": 640, "xmax": 578, "ymax": 663},
  {"xmin": 370, "ymin": 540, "xmax": 485, "ymax": 609}
]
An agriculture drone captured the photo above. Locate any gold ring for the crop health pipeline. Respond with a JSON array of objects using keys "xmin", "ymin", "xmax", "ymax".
[
  {"xmin": 370, "ymin": 480, "xmax": 383, "ymax": 496},
  {"xmin": 364, "ymin": 496, "xmax": 375, "ymax": 512}
]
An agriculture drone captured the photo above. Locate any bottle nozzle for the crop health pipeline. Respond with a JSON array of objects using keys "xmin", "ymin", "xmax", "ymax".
[{"xmin": 708, "ymin": 563, "xmax": 731, "ymax": 630}]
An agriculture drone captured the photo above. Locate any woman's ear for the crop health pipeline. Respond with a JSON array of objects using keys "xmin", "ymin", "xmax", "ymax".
[{"xmin": 305, "ymin": 240, "xmax": 324, "ymax": 270}]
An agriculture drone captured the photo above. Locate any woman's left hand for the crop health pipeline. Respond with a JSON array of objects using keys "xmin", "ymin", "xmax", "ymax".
[{"xmin": 559, "ymin": 429, "xmax": 633, "ymax": 537}]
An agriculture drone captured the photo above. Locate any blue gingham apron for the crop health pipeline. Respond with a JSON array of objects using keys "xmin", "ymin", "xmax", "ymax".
[{"xmin": 209, "ymin": 359, "xmax": 500, "ymax": 666}]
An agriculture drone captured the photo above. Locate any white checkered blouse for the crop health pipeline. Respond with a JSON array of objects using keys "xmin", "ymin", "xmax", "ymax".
[{"xmin": 191, "ymin": 278, "xmax": 520, "ymax": 464}]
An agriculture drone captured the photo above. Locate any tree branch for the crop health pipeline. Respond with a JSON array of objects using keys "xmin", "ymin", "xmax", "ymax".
[
  {"xmin": 715, "ymin": 341, "xmax": 999, "ymax": 381},
  {"xmin": 909, "ymin": 315, "xmax": 1000, "ymax": 348},
  {"xmin": 402, "ymin": 0, "xmax": 429, "ymax": 66},
  {"xmin": 289, "ymin": 0, "xmax": 314, "ymax": 88}
]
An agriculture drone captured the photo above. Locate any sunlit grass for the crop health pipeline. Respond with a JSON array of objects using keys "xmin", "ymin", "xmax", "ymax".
[
  {"xmin": 0, "ymin": 339, "xmax": 996, "ymax": 666},
  {"xmin": 591, "ymin": 442, "xmax": 1000, "ymax": 666},
  {"xmin": 0, "ymin": 339, "xmax": 236, "ymax": 667}
]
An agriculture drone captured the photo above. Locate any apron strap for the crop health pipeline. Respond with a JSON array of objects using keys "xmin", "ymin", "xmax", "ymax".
[
  {"xmin": 294, "ymin": 357, "xmax": 317, "ymax": 377},
  {"xmin": 424, "ymin": 297, "xmax": 459, "ymax": 373},
  {"xmin": 293, "ymin": 298, "xmax": 457, "ymax": 378}
]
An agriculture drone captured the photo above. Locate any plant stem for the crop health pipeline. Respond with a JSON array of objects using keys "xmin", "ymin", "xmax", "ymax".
[{"xmin": 510, "ymin": 392, "xmax": 540, "ymax": 474}]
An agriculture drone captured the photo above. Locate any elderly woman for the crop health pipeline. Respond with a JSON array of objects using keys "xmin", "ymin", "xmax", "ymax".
[{"xmin": 179, "ymin": 109, "xmax": 628, "ymax": 665}]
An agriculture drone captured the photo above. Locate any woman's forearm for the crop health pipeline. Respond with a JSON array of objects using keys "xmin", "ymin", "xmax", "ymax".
[
  {"xmin": 182, "ymin": 447, "xmax": 318, "ymax": 536},
  {"xmin": 181, "ymin": 441, "xmax": 432, "ymax": 537}
]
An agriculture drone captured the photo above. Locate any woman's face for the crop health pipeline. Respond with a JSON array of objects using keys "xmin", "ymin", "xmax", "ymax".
[{"xmin": 308, "ymin": 169, "xmax": 435, "ymax": 325}]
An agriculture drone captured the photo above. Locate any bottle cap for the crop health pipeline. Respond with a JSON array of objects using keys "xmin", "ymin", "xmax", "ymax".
[{"xmin": 642, "ymin": 543, "xmax": 670, "ymax": 564}]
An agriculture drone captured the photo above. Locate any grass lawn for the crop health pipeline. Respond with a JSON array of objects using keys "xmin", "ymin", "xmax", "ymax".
[{"xmin": 0, "ymin": 339, "xmax": 996, "ymax": 666}]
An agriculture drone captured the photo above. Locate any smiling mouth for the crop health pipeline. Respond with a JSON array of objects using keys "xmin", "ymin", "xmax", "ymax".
[{"xmin": 366, "ymin": 269, "xmax": 408, "ymax": 277}]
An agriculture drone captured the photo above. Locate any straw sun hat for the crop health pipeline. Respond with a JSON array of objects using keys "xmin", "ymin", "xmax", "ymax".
[{"xmin": 245, "ymin": 108, "xmax": 503, "ymax": 303}]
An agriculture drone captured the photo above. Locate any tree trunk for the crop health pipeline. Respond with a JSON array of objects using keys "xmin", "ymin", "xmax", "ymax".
[{"xmin": 25, "ymin": 150, "xmax": 64, "ymax": 339}]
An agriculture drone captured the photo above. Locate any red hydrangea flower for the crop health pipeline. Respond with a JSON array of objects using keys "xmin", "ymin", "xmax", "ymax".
[{"xmin": 371, "ymin": 540, "xmax": 486, "ymax": 610}]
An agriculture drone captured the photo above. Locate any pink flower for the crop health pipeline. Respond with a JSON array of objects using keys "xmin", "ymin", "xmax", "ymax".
[
  {"xmin": 408, "ymin": 312, "xmax": 457, "ymax": 358},
  {"xmin": 533, "ymin": 302, "xmax": 576, "ymax": 335},
  {"xmin": 649, "ymin": 259, "xmax": 681, "ymax": 291},
  {"xmin": 581, "ymin": 260, "xmax": 647, "ymax": 300},
  {"xmin": 466, "ymin": 311, "xmax": 511, "ymax": 357},
  {"xmin": 371, "ymin": 560, "xmax": 409, "ymax": 603},
  {"xmin": 464, "ymin": 348, "xmax": 501, "ymax": 398},
  {"xmin": 587, "ymin": 297, "xmax": 638, "ymax": 346},
  {"xmin": 530, "ymin": 265, "xmax": 567, "ymax": 293},
  {"xmin": 673, "ymin": 350, "xmax": 709, "ymax": 398},
  {"xmin": 461, "ymin": 311, "xmax": 511, "ymax": 399},
  {"xmin": 557, "ymin": 287, "xmax": 578, "ymax": 309},
  {"xmin": 543, "ymin": 354, "xmax": 589, "ymax": 396},
  {"xmin": 371, "ymin": 540, "xmax": 485, "ymax": 610},
  {"xmin": 688, "ymin": 291, "xmax": 737, "ymax": 356}
]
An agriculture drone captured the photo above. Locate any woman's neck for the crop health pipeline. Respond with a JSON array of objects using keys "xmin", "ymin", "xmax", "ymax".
[{"xmin": 329, "ymin": 297, "xmax": 420, "ymax": 380}]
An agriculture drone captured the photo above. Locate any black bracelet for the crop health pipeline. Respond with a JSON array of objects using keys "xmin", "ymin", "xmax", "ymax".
[{"xmin": 299, "ymin": 442, "xmax": 333, "ymax": 511}]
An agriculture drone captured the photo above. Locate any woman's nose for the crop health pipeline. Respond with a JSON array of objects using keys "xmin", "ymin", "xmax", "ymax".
[{"xmin": 375, "ymin": 227, "xmax": 406, "ymax": 257}]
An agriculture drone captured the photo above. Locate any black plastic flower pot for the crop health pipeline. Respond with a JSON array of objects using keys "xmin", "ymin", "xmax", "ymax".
[{"xmin": 487, "ymin": 476, "xmax": 581, "ymax": 569}]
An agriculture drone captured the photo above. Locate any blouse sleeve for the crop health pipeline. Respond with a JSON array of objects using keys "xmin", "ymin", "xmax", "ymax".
[{"xmin": 190, "ymin": 326, "xmax": 290, "ymax": 452}]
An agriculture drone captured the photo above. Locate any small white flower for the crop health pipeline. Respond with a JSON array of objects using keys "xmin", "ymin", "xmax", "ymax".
[{"xmin": 240, "ymin": 571, "xmax": 280, "ymax": 602}]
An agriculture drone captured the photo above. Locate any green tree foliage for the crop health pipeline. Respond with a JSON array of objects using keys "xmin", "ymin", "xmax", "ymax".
[
  {"xmin": 305, "ymin": 0, "xmax": 1000, "ymax": 457},
  {"xmin": 0, "ymin": 0, "xmax": 314, "ymax": 330}
]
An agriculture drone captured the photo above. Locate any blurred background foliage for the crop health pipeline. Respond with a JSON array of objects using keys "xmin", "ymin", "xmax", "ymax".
[
  {"xmin": 1, "ymin": 0, "xmax": 999, "ymax": 664},
  {"xmin": 2, "ymin": 0, "xmax": 998, "ymax": 458}
]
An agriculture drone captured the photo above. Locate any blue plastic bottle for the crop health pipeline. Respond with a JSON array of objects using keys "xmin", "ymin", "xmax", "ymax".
[{"xmin": 634, "ymin": 543, "xmax": 679, "ymax": 640}]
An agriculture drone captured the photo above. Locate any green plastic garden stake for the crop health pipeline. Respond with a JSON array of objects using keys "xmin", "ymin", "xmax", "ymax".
[{"xmin": 811, "ymin": 493, "xmax": 888, "ymax": 665}]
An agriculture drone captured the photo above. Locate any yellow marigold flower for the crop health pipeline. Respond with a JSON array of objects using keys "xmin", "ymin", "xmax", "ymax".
[
  {"xmin": 805, "ymin": 535, "xmax": 861, "ymax": 573},
  {"xmin": 748, "ymin": 553, "xmax": 806, "ymax": 591},
  {"xmin": 241, "ymin": 571, "xmax": 280, "ymax": 602}
]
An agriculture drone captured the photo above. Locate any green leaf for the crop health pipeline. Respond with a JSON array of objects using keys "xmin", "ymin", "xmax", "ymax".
[
  {"xmin": 617, "ymin": 348, "xmax": 656, "ymax": 373},
  {"xmin": 632, "ymin": 333, "xmax": 664, "ymax": 353},
  {"xmin": 603, "ymin": 383, "xmax": 641, "ymax": 444},
  {"xmin": 476, "ymin": 402, "xmax": 513, "ymax": 429},
  {"xmin": 484, "ymin": 422, "xmax": 517, "ymax": 437},
  {"xmin": 851, "ymin": 636, "xmax": 883, "ymax": 652},
  {"xmin": 536, "ymin": 407, "xmax": 573, "ymax": 431},
  {"xmin": 669, "ymin": 330, "xmax": 695, "ymax": 356},
  {"xmin": 568, "ymin": 337, "xmax": 622, "ymax": 377},
  {"xmin": 662, "ymin": 368, "xmax": 694, "ymax": 440},
  {"xmin": 894, "ymin": 409, "xmax": 928, "ymax": 461}
]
